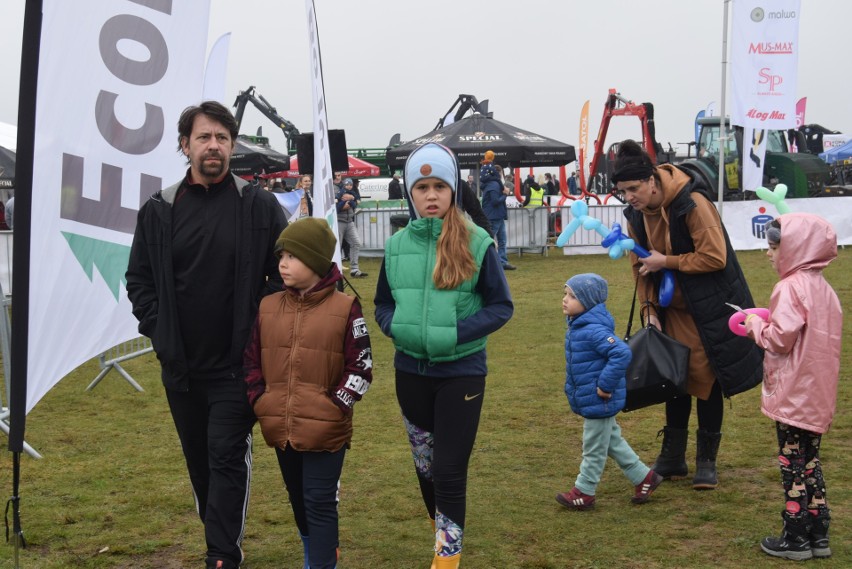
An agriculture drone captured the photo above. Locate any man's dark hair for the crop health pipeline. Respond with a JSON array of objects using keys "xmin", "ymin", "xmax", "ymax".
[{"xmin": 176, "ymin": 101, "xmax": 239, "ymax": 154}]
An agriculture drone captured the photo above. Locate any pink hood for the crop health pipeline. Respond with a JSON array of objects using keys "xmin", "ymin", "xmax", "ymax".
[
  {"xmin": 746, "ymin": 213, "xmax": 842, "ymax": 433},
  {"xmin": 773, "ymin": 213, "xmax": 837, "ymax": 279}
]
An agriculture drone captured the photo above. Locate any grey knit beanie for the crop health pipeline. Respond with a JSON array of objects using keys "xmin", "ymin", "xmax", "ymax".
[{"xmin": 565, "ymin": 273, "xmax": 609, "ymax": 310}]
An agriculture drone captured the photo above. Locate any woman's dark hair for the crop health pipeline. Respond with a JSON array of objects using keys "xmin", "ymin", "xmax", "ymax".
[
  {"xmin": 611, "ymin": 139, "xmax": 656, "ymax": 183},
  {"xmin": 176, "ymin": 101, "xmax": 239, "ymax": 154}
]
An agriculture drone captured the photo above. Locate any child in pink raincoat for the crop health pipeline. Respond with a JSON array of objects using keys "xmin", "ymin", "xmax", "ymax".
[{"xmin": 744, "ymin": 213, "xmax": 842, "ymax": 561}]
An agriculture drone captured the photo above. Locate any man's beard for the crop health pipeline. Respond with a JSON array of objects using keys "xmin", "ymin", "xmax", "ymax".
[{"xmin": 198, "ymin": 154, "xmax": 227, "ymax": 179}]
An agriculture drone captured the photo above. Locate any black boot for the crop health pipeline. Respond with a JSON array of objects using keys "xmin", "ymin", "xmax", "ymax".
[
  {"xmin": 761, "ymin": 512, "xmax": 813, "ymax": 561},
  {"xmin": 692, "ymin": 429, "xmax": 721, "ymax": 490},
  {"xmin": 650, "ymin": 426, "xmax": 688, "ymax": 479},
  {"xmin": 809, "ymin": 512, "xmax": 831, "ymax": 558}
]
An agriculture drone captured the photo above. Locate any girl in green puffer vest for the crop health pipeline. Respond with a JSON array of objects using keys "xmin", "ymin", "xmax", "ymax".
[{"xmin": 374, "ymin": 143, "xmax": 513, "ymax": 569}]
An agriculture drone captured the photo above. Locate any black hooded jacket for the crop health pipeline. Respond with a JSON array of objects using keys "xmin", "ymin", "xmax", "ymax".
[{"xmin": 126, "ymin": 172, "xmax": 287, "ymax": 391}]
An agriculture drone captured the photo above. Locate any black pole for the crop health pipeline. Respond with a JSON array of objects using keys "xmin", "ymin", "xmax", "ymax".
[
  {"xmin": 8, "ymin": 0, "xmax": 43, "ymax": 452},
  {"xmin": 6, "ymin": 2, "xmax": 43, "ymax": 563}
]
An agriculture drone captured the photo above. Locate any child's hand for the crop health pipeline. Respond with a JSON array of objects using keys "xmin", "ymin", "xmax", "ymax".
[{"xmin": 597, "ymin": 387, "xmax": 612, "ymax": 399}]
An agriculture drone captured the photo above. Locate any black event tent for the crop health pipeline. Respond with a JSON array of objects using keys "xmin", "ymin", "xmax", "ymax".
[
  {"xmin": 386, "ymin": 113, "xmax": 576, "ymax": 169},
  {"xmin": 229, "ymin": 136, "xmax": 291, "ymax": 178}
]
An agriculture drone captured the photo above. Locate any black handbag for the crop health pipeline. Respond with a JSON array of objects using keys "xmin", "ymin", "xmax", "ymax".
[{"xmin": 622, "ymin": 281, "xmax": 690, "ymax": 412}]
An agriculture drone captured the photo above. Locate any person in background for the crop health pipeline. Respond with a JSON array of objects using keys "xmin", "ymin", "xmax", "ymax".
[
  {"xmin": 336, "ymin": 178, "xmax": 367, "ymax": 278},
  {"xmin": 614, "ymin": 139, "xmax": 763, "ymax": 491},
  {"xmin": 556, "ymin": 273, "xmax": 663, "ymax": 511},
  {"xmin": 522, "ymin": 178, "xmax": 545, "ymax": 208},
  {"xmin": 743, "ymin": 214, "xmax": 841, "ymax": 561},
  {"xmin": 479, "ymin": 150, "xmax": 516, "ymax": 271},
  {"xmin": 568, "ymin": 172, "xmax": 579, "ymax": 196},
  {"xmin": 125, "ymin": 101, "xmax": 287, "ymax": 569},
  {"xmin": 388, "ymin": 172, "xmax": 403, "ymax": 200},
  {"xmin": 544, "ymin": 172, "xmax": 557, "ymax": 196},
  {"xmin": 295, "ymin": 174, "xmax": 313, "ymax": 218},
  {"xmin": 457, "ymin": 176, "xmax": 493, "ymax": 235},
  {"xmin": 374, "ymin": 143, "xmax": 513, "ymax": 568},
  {"xmin": 244, "ymin": 218, "xmax": 373, "ymax": 569}
]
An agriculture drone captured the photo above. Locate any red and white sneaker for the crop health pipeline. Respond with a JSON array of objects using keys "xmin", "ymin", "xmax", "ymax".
[
  {"xmin": 555, "ymin": 487, "xmax": 596, "ymax": 510},
  {"xmin": 632, "ymin": 469, "xmax": 663, "ymax": 504}
]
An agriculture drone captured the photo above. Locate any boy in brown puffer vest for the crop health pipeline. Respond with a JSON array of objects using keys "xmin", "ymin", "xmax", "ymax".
[{"xmin": 244, "ymin": 218, "xmax": 373, "ymax": 569}]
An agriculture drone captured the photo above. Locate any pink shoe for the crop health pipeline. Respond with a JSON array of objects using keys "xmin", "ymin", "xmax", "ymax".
[
  {"xmin": 632, "ymin": 470, "xmax": 663, "ymax": 504},
  {"xmin": 556, "ymin": 487, "xmax": 596, "ymax": 510}
]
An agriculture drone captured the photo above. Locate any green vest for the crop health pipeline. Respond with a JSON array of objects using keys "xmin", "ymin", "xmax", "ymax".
[
  {"xmin": 526, "ymin": 187, "xmax": 545, "ymax": 207},
  {"xmin": 384, "ymin": 217, "xmax": 493, "ymax": 362}
]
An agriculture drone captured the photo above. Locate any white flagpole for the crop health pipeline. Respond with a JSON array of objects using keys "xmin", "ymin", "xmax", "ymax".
[
  {"xmin": 717, "ymin": 0, "xmax": 731, "ymax": 217},
  {"xmin": 304, "ymin": 0, "xmax": 341, "ymax": 268}
]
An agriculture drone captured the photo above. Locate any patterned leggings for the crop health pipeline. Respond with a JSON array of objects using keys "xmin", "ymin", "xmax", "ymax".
[
  {"xmin": 395, "ymin": 371, "xmax": 486, "ymax": 556},
  {"xmin": 776, "ymin": 422, "xmax": 830, "ymax": 520}
]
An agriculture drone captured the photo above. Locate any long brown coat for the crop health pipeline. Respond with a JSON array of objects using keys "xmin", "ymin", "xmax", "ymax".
[{"xmin": 632, "ymin": 166, "xmax": 728, "ymax": 399}]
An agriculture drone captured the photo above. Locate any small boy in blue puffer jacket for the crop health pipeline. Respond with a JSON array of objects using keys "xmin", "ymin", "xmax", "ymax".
[{"xmin": 556, "ymin": 273, "xmax": 662, "ymax": 511}]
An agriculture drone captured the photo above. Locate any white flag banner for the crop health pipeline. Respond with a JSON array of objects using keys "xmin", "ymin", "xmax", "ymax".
[
  {"xmin": 203, "ymin": 33, "xmax": 232, "ymax": 104},
  {"xmin": 742, "ymin": 126, "xmax": 768, "ymax": 191},
  {"xmin": 304, "ymin": 0, "xmax": 341, "ymax": 265},
  {"xmin": 730, "ymin": 0, "xmax": 801, "ymax": 129},
  {"xmin": 27, "ymin": 0, "xmax": 211, "ymax": 413}
]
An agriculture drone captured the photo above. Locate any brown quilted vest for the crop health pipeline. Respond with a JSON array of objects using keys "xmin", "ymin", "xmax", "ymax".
[{"xmin": 253, "ymin": 286, "xmax": 355, "ymax": 451}]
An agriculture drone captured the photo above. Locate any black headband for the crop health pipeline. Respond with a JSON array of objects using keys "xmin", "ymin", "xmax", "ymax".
[{"xmin": 611, "ymin": 162, "xmax": 655, "ymax": 183}]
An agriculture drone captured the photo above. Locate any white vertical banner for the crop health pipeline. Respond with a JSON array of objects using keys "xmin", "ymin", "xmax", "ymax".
[
  {"xmin": 304, "ymin": 0, "xmax": 341, "ymax": 263},
  {"xmin": 203, "ymin": 33, "xmax": 232, "ymax": 104},
  {"xmin": 742, "ymin": 126, "xmax": 767, "ymax": 191},
  {"xmin": 730, "ymin": 0, "xmax": 801, "ymax": 130},
  {"xmin": 26, "ymin": 0, "xmax": 211, "ymax": 413}
]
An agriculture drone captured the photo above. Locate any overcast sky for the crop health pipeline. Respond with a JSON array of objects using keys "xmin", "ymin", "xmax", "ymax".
[{"xmin": 2, "ymin": 0, "xmax": 850, "ymax": 159}]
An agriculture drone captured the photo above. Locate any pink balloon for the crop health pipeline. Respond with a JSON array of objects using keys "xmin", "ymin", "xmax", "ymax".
[{"xmin": 728, "ymin": 308, "xmax": 771, "ymax": 336}]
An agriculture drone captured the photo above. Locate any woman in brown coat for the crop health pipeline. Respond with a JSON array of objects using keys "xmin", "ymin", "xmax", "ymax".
[{"xmin": 613, "ymin": 140, "xmax": 763, "ymax": 490}]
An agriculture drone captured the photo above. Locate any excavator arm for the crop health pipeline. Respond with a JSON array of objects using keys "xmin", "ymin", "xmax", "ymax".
[
  {"xmin": 433, "ymin": 94, "xmax": 491, "ymax": 130},
  {"xmin": 582, "ymin": 89, "xmax": 659, "ymax": 192},
  {"xmin": 233, "ymin": 86, "xmax": 300, "ymax": 153}
]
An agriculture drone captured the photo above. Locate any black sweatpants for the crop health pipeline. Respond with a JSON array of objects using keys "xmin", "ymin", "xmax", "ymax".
[
  {"xmin": 166, "ymin": 376, "xmax": 255, "ymax": 567},
  {"xmin": 395, "ymin": 370, "xmax": 485, "ymax": 530}
]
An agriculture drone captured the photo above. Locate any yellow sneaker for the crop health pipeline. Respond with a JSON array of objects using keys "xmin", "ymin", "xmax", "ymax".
[{"xmin": 430, "ymin": 552, "xmax": 461, "ymax": 569}]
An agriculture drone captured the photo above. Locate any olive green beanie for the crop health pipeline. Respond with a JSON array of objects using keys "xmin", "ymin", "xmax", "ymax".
[{"xmin": 273, "ymin": 217, "xmax": 337, "ymax": 277}]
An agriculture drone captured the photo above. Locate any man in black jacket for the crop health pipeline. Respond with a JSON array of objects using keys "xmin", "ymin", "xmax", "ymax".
[
  {"xmin": 126, "ymin": 101, "xmax": 286, "ymax": 569},
  {"xmin": 388, "ymin": 172, "xmax": 403, "ymax": 199}
]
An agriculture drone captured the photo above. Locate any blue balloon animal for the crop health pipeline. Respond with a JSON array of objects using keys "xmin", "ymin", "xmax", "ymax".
[{"xmin": 555, "ymin": 201, "xmax": 675, "ymax": 307}]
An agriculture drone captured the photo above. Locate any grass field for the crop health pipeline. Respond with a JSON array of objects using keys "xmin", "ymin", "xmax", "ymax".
[{"xmin": 1, "ymin": 248, "xmax": 850, "ymax": 568}]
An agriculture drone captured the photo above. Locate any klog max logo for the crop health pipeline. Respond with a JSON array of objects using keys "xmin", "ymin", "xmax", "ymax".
[
  {"xmin": 60, "ymin": 5, "xmax": 170, "ymax": 301},
  {"xmin": 746, "ymin": 109, "xmax": 787, "ymax": 122}
]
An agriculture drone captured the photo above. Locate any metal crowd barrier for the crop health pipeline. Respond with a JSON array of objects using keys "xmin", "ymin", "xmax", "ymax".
[
  {"xmin": 86, "ymin": 336, "xmax": 153, "ymax": 392},
  {"xmin": 0, "ymin": 280, "xmax": 42, "ymax": 458},
  {"xmin": 353, "ymin": 205, "xmax": 553, "ymax": 257},
  {"xmin": 352, "ymin": 202, "xmax": 629, "ymax": 257}
]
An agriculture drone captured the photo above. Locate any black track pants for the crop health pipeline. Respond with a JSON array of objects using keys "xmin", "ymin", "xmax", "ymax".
[{"xmin": 166, "ymin": 376, "xmax": 255, "ymax": 566}]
